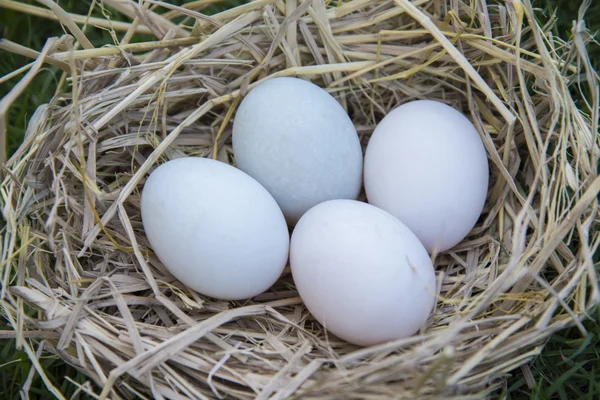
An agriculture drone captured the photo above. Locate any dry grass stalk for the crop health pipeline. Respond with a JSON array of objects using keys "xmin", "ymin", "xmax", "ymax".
[{"xmin": 1, "ymin": 0, "xmax": 599, "ymax": 398}]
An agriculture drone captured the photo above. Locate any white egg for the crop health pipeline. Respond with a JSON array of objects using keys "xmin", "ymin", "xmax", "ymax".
[
  {"xmin": 364, "ymin": 100, "xmax": 489, "ymax": 253},
  {"xmin": 290, "ymin": 199, "xmax": 437, "ymax": 347},
  {"xmin": 141, "ymin": 157, "xmax": 289, "ymax": 300},
  {"xmin": 233, "ymin": 77, "xmax": 363, "ymax": 225}
]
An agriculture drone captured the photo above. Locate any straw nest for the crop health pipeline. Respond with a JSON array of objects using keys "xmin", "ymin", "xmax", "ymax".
[{"xmin": 1, "ymin": 0, "xmax": 599, "ymax": 398}]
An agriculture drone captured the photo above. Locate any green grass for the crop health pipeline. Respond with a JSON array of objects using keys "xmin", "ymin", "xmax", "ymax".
[
  {"xmin": 499, "ymin": 308, "xmax": 600, "ymax": 400},
  {"xmin": 0, "ymin": 338, "xmax": 93, "ymax": 399},
  {"xmin": 1, "ymin": 0, "xmax": 599, "ymax": 399}
]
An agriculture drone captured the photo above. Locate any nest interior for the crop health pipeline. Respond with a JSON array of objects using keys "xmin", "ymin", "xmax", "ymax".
[{"xmin": 1, "ymin": 0, "xmax": 599, "ymax": 398}]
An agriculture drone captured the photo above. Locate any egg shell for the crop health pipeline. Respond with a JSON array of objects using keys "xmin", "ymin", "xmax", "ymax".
[
  {"xmin": 290, "ymin": 199, "xmax": 437, "ymax": 347},
  {"xmin": 232, "ymin": 77, "xmax": 363, "ymax": 225},
  {"xmin": 364, "ymin": 100, "xmax": 489, "ymax": 253},
  {"xmin": 141, "ymin": 157, "xmax": 290, "ymax": 300}
]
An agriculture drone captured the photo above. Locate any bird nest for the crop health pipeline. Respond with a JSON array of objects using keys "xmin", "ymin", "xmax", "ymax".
[{"xmin": 1, "ymin": 0, "xmax": 599, "ymax": 398}]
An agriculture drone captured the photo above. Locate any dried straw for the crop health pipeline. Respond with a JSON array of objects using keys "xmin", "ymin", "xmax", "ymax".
[{"xmin": 1, "ymin": 0, "xmax": 599, "ymax": 398}]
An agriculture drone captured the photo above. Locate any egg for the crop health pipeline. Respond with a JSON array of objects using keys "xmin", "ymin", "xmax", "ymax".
[
  {"xmin": 141, "ymin": 157, "xmax": 290, "ymax": 300},
  {"xmin": 232, "ymin": 77, "xmax": 363, "ymax": 225},
  {"xmin": 364, "ymin": 100, "xmax": 489, "ymax": 253},
  {"xmin": 290, "ymin": 199, "xmax": 437, "ymax": 347}
]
